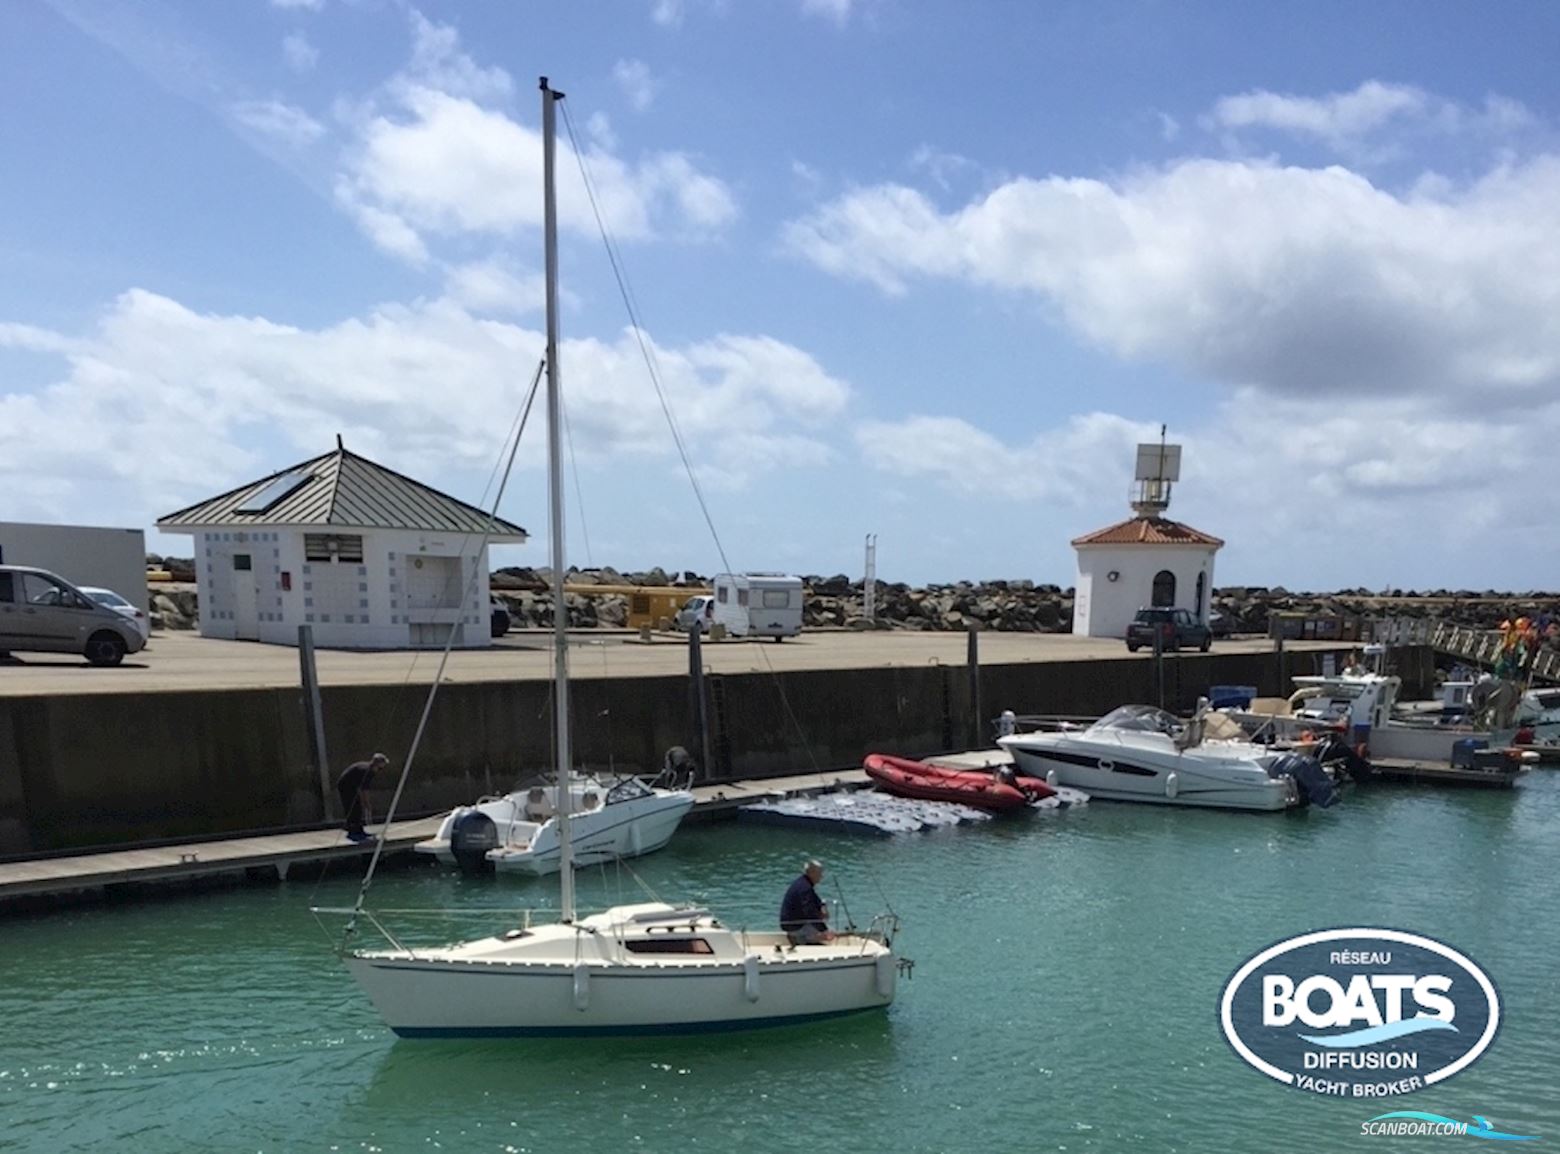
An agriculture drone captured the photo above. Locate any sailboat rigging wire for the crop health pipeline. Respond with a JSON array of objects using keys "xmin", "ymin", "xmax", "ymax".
[
  {"xmin": 561, "ymin": 395, "xmax": 593, "ymax": 567},
  {"xmin": 341, "ymin": 358, "xmax": 545, "ymax": 945},
  {"xmin": 559, "ymin": 102, "xmax": 827, "ymax": 781},
  {"xmin": 559, "ymin": 101, "xmax": 732, "ymax": 578}
]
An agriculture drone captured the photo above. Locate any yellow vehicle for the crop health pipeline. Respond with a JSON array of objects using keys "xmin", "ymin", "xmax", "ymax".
[{"xmin": 561, "ymin": 584, "xmax": 711, "ymax": 631}]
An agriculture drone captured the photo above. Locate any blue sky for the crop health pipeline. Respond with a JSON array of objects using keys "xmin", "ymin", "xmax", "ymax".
[{"xmin": 4, "ymin": 1, "xmax": 1559, "ymax": 590}]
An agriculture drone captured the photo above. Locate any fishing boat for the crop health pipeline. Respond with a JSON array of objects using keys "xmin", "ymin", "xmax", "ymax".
[
  {"xmin": 325, "ymin": 78, "xmax": 902, "ymax": 1036},
  {"xmin": 863, "ymin": 753, "xmax": 1052, "ymax": 811}
]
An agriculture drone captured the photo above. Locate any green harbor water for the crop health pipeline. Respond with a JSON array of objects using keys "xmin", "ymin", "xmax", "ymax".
[{"xmin": 4, "ymin": 774, "xmax": 1558, "ymax": 1154}]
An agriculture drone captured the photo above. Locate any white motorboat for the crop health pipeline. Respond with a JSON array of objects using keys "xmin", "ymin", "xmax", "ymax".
[
  {"xmin": 415, "ymin": 774, "xmax": 694, "ymax": 876},
  {"xmin": 998, "ymin": 705, "xmax": 1302, "ymax": 811},
  {"xmin": 323, "ymin": 78, "xmax": 903, "ymax": 1037}
]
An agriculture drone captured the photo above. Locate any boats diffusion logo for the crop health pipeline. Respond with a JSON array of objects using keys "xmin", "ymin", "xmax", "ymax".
[{"xmin": 1219, "ymin": 928, "xmax": 1500, "ymax": 1097}]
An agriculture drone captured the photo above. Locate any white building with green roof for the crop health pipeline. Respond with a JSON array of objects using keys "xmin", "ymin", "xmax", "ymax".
[{"xmin": 157, "ymin": 438, "xmax": 526, "ymax": 650}]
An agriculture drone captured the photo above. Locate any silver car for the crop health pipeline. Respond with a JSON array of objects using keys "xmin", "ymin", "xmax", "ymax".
[{"xmin": 0, "ymin": 565, "xmax": 147, "ymax": 666}]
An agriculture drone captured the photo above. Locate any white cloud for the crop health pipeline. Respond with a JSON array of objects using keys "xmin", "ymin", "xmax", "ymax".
[
  {"xmin": 801, "ymin": 0, "xmax": 853, "ymax": 25},
  {"xmin": 230, "ymin": 99, "xmax": 325, "ymax": 148},
  {"xmin": 853, "ymin": 398, "xmax": 1560, "ymax": 586},
  {"xmin": 339, "ymin": 86, "xmax": 736, "ymax": 253},
  {"xmin": 651, "ymin": 0, "xmax": 684, "ymax": 27},
  {"xmin": 442, "ymin": 260, "xmax": 546, "ymax": 316},
  {"xmin": 908, "ymin": 144, "xmax": 975, "ymax": 190},
  {"xmin": 404, "ymin": 11, "xmax": 513, "ymax": 104},
  {"xmin": 855, "ymin": 413, "xmax": 1152, "ymax": 502},
  {"xmin": 270, "ymin": 0, "xmax": 322, "ymax": 9},
  {"xmin": 283, "ymin": 31, "xmax": 318, "ymax": 73},
  {"xmin": 784, "ymin": 154, "xmax": 1560, "ymax": 411},
  {"xmin": 0, "ymin": 290, "xmax": 851, "ymax": 525},
  {"xmin": 1207, "ymin": 81, "xmax": 1535, "ymax": 155},
  {"xmin": 613, "ymin": 59, "xmax": 657, "ymax": 112}
]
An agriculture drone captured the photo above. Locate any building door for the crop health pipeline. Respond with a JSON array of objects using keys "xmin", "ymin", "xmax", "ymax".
[
  {"xmin": 232, "ymin": 553, "xmax": 260, "ymax": 640},
  {"xmin": 1195, "ymin": 572, "xmax": 1206, "ymax": 620},
  {"xmin": 1152, "ymin": 569, "xmax": 1176, "ymax": 608}
]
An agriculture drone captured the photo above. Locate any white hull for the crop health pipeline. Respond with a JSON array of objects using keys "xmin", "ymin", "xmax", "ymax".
[
  {"xmin": 416, "ymin": 782, "xmax": 694, "ymax": 876},
  {"xmin": 1005, "ymin": 744, "xmax": 1292, "ymax": 810},
  {"xmin": 342, "ymin": 904, "xmax": 896, "ymax": 1037},
  {"xmin": 999, "ymin": 708, "xmax": 1296, "ymax": 812},
  {"xmin": 493, "ymin": 793, "xmax": 693, "ymax": 875}
]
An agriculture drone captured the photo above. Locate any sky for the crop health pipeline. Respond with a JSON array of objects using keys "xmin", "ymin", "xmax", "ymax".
[{"xmin": 3, "ymin": 1, "xmax": 1559, "ymax": 590}]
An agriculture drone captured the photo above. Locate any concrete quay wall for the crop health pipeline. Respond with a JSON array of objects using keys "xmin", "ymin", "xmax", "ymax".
[{"xmin": 0, "ymin": 647, "xmax": 1343, "ymax": 855}]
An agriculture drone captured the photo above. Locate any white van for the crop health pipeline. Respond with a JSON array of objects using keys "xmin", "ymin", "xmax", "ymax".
[{"xmin": 710, "ymin": 573, "xmax": 803, "ymax": 640}]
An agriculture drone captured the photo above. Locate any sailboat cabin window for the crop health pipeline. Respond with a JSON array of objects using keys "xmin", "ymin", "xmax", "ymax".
[
  {"xmin": 305, "ymin": 533, "xmax": 365, "ymax": 563},
  {"xmin": 624, "ymin": 937, "xmax": 714, "ymax": 955}
]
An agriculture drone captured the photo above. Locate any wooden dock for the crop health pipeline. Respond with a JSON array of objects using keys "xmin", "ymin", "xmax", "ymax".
[{"xmin": 0, "ymin": 769, "xmax": 871, "ymax": 908}]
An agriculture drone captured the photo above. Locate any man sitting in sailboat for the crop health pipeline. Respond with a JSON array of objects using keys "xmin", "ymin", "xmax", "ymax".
[{"xmin": 780, "ymin": 860, "xmax": 836, "ymax": 945}]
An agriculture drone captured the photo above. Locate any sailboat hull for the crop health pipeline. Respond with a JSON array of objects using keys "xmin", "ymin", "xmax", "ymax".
[{"xmin": 345, "ymin": 950, "xmax": 894, "ymax": 1037}]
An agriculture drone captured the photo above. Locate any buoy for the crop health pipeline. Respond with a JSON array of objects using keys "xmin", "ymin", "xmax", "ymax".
[
  {"xmin": 1045, "ymin": 769, "xmax": 1058, "ymax": 789},
  {"xmin": 573, "ymin": 964, "xmax": 590, "ymax": 1011},
  {"xmin": 1165, "ymin": 771, "xmax": 1179, "ymax": 800},
  {"xmin": 743, "ymin": 955, "xmax": 761, "ymax": 1002}
]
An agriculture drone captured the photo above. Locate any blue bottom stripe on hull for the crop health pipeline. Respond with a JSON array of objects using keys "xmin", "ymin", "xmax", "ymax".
[{"xmin": 390, "ymin": 1006, "xmax": 885, "ymax": 1038}]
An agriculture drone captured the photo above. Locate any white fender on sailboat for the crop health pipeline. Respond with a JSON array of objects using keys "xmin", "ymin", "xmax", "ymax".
[
  {"xmin": 875, "ymin": 953, "xmax": 895, "ymax": 998},
  {"xmin": 573, "ymin": 964, "xmax": 590, "ymax": 1011},
  {"xmin": 629, "ymin": 820, "xmax": 643, "ymax": 856},
  {"xmin": 1045, "ymin": 769, "xmax": 1058, "ymax": 789},
  {"xmin": 1165, "ymin": 772, "xmax": 1179, "ymax": 800},
  {"xmin": 743, "ymin": 955, "xmax": 761, "ymax": 1002}
]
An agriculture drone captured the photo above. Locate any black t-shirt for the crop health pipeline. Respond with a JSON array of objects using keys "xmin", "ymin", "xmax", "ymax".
[{"xmin": 337, "ymin": 761, "xmax": 377, "ymax": 794}]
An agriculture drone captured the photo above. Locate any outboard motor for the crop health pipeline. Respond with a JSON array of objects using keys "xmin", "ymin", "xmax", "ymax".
[
  {"xmin": 1266, "ymin": 753, "xmax": 1339, "ymax": 808},
  {"xmin": 449, "ymin": 810, "xmax": 499, "ymax": 876},
  {"xmin": 1312, "ymin": 732, "xmax": 1374, "ymax": 782}
]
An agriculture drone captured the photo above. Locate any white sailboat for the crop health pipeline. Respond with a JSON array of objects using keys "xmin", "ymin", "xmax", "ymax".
[{"xmin": 329, "ymin": 78, "xmax": 902, "ymax": 1037}]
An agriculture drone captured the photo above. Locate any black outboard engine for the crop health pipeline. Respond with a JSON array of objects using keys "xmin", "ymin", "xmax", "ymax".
[
  {"xmin": 1266, "ymin": 753, "xmax": 1340, "ymax": 808},
  {"xmin": 1312, "ymin": 732, "xmax": 1374, "ymax": 782},
  {"xmin": 449, "ymin": 810, "xmax": 498, "ymax": 876}
]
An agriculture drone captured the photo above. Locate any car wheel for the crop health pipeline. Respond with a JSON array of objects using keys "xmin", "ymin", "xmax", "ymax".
[
  {"xmin": 85, "ymin": 631, "xmax": 127, "ymax": 667},
  {"xmin": 1200, "ymin": 635, "xmax": 1212, "ymax": 653},
  {"xmin": 1127, "ymin": 643, "xmax": 1140, "ymax": 652}
]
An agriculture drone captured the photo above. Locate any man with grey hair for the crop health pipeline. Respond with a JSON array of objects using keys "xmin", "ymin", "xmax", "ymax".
[{"xmin": 779, "ymin": 859, "xmax": 835, "ymax": 945}]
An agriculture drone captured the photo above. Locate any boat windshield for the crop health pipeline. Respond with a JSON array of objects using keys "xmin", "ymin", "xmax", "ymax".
[
  {"xmin": 606, "ymin": 777, "xmax": 652, "ymax": 804},
  {"xmin": 1093, "ymin": 705, "xmax": 1184, "ymax": 735}
]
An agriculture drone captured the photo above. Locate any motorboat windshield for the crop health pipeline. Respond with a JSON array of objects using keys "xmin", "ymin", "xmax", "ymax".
[{"xmin": 1092, "ymin": 705, "xmax": 1184, "ymax": 736}]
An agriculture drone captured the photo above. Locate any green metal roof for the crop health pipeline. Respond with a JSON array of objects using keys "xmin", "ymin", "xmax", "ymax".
[{"xmin": 156, "ymin": 444, "xmax": 527, "ymax": 540}]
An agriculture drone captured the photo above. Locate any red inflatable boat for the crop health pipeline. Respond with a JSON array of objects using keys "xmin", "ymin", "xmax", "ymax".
[{"xmin": 863, "ymin": 754, "xmax": 1055, "ymax": 811}]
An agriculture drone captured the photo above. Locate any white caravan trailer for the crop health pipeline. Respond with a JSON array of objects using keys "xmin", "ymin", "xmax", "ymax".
[{"xmin": 711, "ymin": 572, "xmax": 803, "ymax": 640}]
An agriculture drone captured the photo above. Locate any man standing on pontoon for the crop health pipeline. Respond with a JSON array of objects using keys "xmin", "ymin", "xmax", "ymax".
[{"xmin": 336, "ymin": 752, "xmax": 388, "ymax": 842}]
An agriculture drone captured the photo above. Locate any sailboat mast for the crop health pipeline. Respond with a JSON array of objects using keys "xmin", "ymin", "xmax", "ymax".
[{"xmin": 541, "ymin": 76, "xmax": 575, "ymax": 924}]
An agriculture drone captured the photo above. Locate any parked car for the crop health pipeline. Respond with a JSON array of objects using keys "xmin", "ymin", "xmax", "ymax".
[
  {"xmin": 79, "ymin": 586, "xmax": 151, "ymax": 644},
  {"xmin": 1125, "ymin": 607, "xmax": 1212, "ymax": 653},
  {"xmin": 491, "ymin": 597, "xmax": 512, "ymax": 638},
  {"xmin": 674, "ymin": 594, "xmax": 714, "ymax": 633},
  {"xmin": 0, "ymin": 564, "xmax": 147, "ymax": 666},
  {"xmin": 1208, "ymin": 609, "xmax": 1236, "ymax": 638}
]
